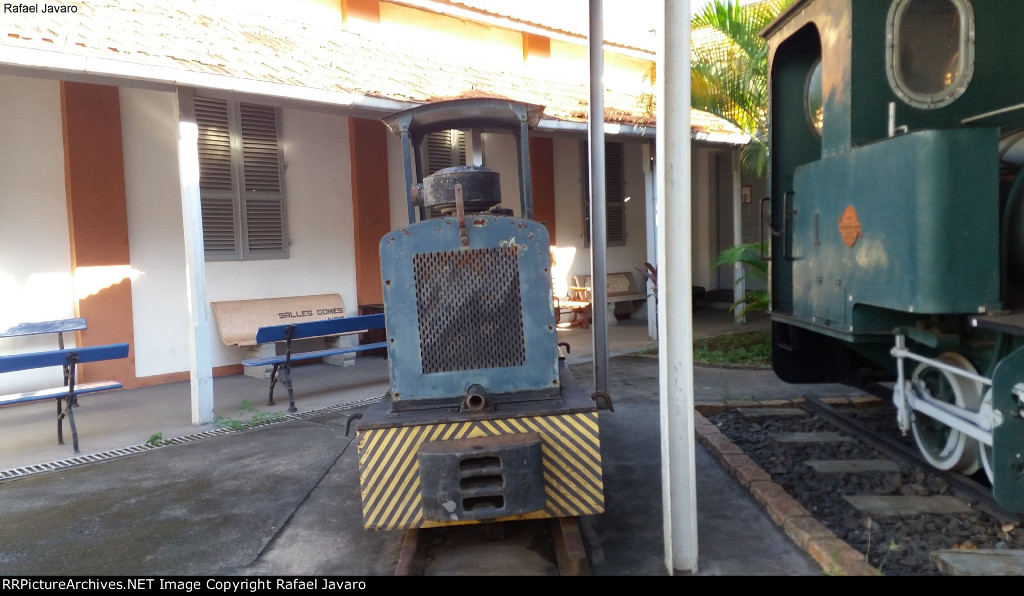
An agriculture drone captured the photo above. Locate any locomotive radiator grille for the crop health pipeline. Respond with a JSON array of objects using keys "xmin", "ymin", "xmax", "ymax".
[
  {"xmin": 357, "ymin": 412, "xmax": 604, "ymax": 530},
  {"xmin": 413, "ymin": 246, "xmax": 526, "ymax": 373}
]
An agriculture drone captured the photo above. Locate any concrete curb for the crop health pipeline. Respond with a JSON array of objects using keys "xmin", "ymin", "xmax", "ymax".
[{"xmin": 694, "ymin": 404, "xmax": 881, "ymax": 577}]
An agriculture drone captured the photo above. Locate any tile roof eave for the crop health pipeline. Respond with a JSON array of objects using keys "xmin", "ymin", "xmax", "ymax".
[
  {"xmin": 0, "ymin": 45, "xmax": 418, "ymax": 112},
  {"xmin": 0, "ymin": 46, "xmax": 749, "ymax": 145}
]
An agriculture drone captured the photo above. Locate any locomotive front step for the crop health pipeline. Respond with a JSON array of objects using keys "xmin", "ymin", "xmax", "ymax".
[{"xmin": 418, "ymin": 432, "xmax": 545, "ymax": 522}]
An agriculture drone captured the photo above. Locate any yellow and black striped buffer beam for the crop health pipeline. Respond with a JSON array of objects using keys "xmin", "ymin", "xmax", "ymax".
[{"xmin": 357, "ymin": 411, "xmax": 603, "ymax": 530}]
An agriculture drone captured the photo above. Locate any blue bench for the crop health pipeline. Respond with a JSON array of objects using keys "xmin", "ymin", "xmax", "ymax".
[
  {"xmin": 0, "ymin": 343, "xmax": 130, "ymax": 454},
  {"xmin": 1, "ymin": 318, "xmax": 88, "ymax": 385},
  {"xmin": 243, "ymin": 313, "xmax": 387, "ymax": 413}
]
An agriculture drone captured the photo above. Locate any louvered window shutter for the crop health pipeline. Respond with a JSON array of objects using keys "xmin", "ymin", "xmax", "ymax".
[
  {"xmin": 424, "ymin": 129, "xmax": 467, "ymax": 175},
  {"xmin": 605, "ymin": 143, "xmax": 626, "ymax": 245},
  {"xmin": 196, "ymin": 97, "xmax": 239, "ymax": 258},
  {"xmin": 582, "ymin": 141, "xmax": 626, "ymax": 246},
  {"xmin": 239, "ymin": 103, "xmax": 287, "ymax": 258},
  {"xmin": 194, "ymin": 97, "xmax": 288, "ymax": 260}
]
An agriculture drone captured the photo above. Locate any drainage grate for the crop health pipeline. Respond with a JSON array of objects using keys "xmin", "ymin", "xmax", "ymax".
[{"xmin": 0, "ymin": 396, "xmax": 382, "ymax": 483}]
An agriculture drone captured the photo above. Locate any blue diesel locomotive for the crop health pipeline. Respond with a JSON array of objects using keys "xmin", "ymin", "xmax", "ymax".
[{"xmin": 352, "ymin": 99, "xmax": 606, "ymax": 533}]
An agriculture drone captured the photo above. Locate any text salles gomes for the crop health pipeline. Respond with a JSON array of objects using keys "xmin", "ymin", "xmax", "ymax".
[{"xmin": 2, "ymin": 579, "xmax": 367, "ymax": 591}]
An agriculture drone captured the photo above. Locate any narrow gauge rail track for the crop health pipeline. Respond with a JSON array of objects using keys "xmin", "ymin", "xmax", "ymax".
[
  {"xmin": 706, "ymin": 399, "xmax": 1024, "ymax": 576},
  {"xmin": 395, "ymin": 517, "xmax": 589, "ymax": 576},
  {"xmin": 801, "ymin": 397, "xmax": 1019, "ymax": 526}
]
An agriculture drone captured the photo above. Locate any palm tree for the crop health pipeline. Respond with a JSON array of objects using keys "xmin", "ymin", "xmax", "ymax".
[
  {"xmin": 691, "ymin": 0, "xmax": 792, "ymax": 176},
  {"xmin": 692, "ymin": 1, "xmax": 791, "ymax": 319}
]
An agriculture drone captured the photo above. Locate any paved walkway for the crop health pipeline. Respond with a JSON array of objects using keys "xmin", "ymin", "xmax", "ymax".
[{"xmin": 0, "ymin": 309, "xmax": 879, "ymax": 576}]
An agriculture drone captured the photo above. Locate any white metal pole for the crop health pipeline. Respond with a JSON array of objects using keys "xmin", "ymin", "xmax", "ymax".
[
  {"xmin": 658, "ymin": 0, "xmax": 698, "ymax": 575},
  {"xmin": 175, "ymin": 87, "xmax": 215, "ymax": 425},
  {"xmin": 589, "ymin": 0, "xmax": 609, "ymax": 394}
]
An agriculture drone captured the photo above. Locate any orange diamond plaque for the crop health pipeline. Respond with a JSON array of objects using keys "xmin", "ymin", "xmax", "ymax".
[{"xmin": 838, "ymin": 205, "xmax": 862, "ymax": 247}]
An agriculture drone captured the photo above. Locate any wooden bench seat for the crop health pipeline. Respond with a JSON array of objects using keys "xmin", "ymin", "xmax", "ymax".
[
  {"xmin": 211, "ymin": 294, "xmax": 350, "ymax": 349},
  {"xmin": 0, "ymin": 343, "xmax": 129, "ymax": 453},
  {"xmin": 242, "ymin": 313, "xmax": 387, "ymax": 413},
  {"xmin": 573, "ymin": 272, "xmax": 649, "ymax": 325},
  {"xmin": 212, "ymin": 294, "xmax": 367, "ymax": 378}
]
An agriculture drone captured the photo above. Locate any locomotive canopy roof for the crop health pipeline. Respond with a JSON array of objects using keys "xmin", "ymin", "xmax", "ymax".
[
  {"xmin": 381, "ymin": 97, "xmax": 545, "ymax": 223},
  {"xmin": 381, "ymin": 98, "xmax": 545, "ymax": 144}
]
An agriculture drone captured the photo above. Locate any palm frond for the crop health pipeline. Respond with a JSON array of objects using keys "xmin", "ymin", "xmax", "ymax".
[
  {"xmin": 710, "ymin": 242, "xmax": 768, "ymax": 279},
  {"xmin": 730, "ymin": 289, "xmax": 769, "ymax": 318},
  {"xmin": 690, "ymin": 0, "xmax": 793, "ymax": 176}
]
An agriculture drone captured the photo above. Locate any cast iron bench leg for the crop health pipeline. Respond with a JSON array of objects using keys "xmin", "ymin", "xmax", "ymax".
[
  {"xmin": 65, "ymin": 353, "xmax": 81, "ymax": 453},
  {"xmin": 66, "ymin": 394, "xmax": 80, "ymax": 454},
  {"xmin": 56, "ymin": 396, "xmax": 65, "ymax": 446},
  {"xmin": 268, "ymin": 363, "xmax": 281, "ymax": 406},
  {"xmin": 282, "ymin": 363, "xmax": 296, "ymax": 414}
]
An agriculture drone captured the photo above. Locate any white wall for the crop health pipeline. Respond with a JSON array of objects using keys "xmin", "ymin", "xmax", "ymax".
[
  {"xmin": 550, "ymin": 135, "xmax": 651, "ymax": 303},
  {"xmin": 0, "ymin": 79, "xmax": 360, "ymax": 390},
  {"xmin": 0, "ymin": 71, "xmax": 716, "ymax": 391},
  {"xmin": 0, "ymin": 76, "xmax": 76, "ymax": 392},
  {"xmin": 120, "ymin": 88, "xmax": 192, "ymax": 378},
  {"xmin": 120, "ymin": 91, "xmax": 359, "ymax": 374},
  {"xmin": 483, "ymin": 132, "xmax": 524, "ymax": 216},
  {"xmin": 203, "ymin": 107, "xmax": 357, "ymax": 367}
]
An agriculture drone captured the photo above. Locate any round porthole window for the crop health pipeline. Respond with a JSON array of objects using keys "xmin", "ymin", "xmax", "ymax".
[{"xmin": 886, "ymin": 0, "xmax": 974, "ymax": 109}]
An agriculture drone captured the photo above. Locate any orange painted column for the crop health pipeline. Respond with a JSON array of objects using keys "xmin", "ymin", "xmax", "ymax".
[
  {"xmin": 349, "ymin": 117, "xmax": 391, "ymax": 308},
  {"xmin": 61, "ymin": 82, "xmax": 137, "ymax": 387}
]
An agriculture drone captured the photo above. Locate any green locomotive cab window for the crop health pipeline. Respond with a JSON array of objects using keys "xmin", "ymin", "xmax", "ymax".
[
  {"xmin": 886, "ymin": 0, "xmax": 975, "ymax": 109},
  {"xmin": 805, "ymin": 59, "xmax": 824, "ymax": 136}
]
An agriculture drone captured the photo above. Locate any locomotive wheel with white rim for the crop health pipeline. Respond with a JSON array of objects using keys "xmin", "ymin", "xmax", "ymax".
[{"xmin": 910, "ymin": 352, "xmax": 983, "ymax": 475}]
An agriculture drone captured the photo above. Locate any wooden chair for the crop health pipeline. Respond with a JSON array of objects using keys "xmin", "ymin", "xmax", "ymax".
[
  {"xmin": 549, "ymin": 245, "xmax": 590, "ymax": 328},
  {"xmin": 554, "ymin": 286, "xmax": 592, "ymax": 328}
]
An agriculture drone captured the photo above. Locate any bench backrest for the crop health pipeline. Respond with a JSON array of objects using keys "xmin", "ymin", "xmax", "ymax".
[
  {"xmin": 255, "ymin": 313, "xmax": 385, "ymax": 344},
  {"xmin": 0, "ymin": 318, "xmax": 87, "ymax": 339},
  {"xmin": 0, "ymin": 343, "xmax": 130, "ymax": 374},
  {"xmin": 211, "ymin": 294, "xmax": 347, "ymax": 347},
  {"xmin": 573, "ymin": 272, "xmax": 639, "ymax": 296}
]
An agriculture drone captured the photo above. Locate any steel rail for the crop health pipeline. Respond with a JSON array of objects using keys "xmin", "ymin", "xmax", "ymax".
[{"xmin": 801, "ymin": 396, "xmax": 1023, "ymax": 526}]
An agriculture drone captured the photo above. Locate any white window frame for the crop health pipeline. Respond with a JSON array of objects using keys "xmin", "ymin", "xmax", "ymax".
[{"xmin": 195, "ymin": 96, "xmax": 288, "ymax": 261}]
